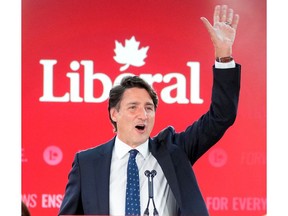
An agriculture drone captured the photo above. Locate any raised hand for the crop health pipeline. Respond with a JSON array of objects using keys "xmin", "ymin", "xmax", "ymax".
[{"xmin": 201, "ymin": 5, "xmax": 240, "ymax": 58}]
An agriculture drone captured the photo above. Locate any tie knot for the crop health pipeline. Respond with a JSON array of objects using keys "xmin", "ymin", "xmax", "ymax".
[{"xmin": 129, "ymin": 149, "xmax": 139, "ymax": 159}]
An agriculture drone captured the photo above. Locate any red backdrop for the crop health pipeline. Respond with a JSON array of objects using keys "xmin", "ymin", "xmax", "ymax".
[{"xmin": 22, "ymin": 0, "xmax": 266, "ymax": 215}]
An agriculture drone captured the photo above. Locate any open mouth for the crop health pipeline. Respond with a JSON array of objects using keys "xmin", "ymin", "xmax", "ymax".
[{"xmin": 135, "ymin": 124, "xmax": 146, "ymax": 131}]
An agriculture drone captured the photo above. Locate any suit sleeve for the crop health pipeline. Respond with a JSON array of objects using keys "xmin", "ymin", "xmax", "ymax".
[
  {"xmin": 58, "ymin": 153, "xmax": 84, "ymax": 215},
  {"xmin": 174, "ymin": 64, "xmax": 241, "ymax": 165}
]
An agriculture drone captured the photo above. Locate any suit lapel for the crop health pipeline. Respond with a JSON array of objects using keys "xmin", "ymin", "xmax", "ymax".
[
  {"xmin": 93, "ymin": 138, "xmax": 115, "ymax": 214},
  {"xmin": 149, "ymin": 139, "xmax": 183, "ymax": 208}
]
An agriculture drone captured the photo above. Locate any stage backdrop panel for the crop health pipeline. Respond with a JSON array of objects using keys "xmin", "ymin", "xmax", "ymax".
[{"xmin": 22, "ymin": 0, "xmax": 266, "ymax": 215}]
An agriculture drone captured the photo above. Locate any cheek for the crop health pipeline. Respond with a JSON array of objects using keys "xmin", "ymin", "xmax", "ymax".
[
  {"xmin": 119, "ymin": 115, "xmax": 134, "ymax": 129},
  {"xmin": 148, "ymin": 116, "xmax": 155, "ymax": 127}
]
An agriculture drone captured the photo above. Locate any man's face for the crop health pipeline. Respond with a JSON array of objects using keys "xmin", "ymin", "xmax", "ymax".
[{"xmin": 110, "ymin": 87, "xmax": 155, "ymax": 148}]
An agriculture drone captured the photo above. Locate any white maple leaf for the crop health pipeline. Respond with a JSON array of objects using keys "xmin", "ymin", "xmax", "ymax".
[{"xmin": 113, "ymin": 36, "xmax": 149, "ymax": 71}]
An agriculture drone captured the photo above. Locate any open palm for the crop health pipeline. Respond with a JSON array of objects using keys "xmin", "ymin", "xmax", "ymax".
[{"xmin": 201, "ymin": 5, "xmax": 240, "ymax": 57}]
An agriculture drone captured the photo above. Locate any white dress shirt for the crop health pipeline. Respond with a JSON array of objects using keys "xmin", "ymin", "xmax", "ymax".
[
  {"xmin": 109, "ymin": 136, "xmax": 177, "ymax": 216},
  {"xmin": 215, "ymin": 60, "xmax": 236, "ymax": 68}
]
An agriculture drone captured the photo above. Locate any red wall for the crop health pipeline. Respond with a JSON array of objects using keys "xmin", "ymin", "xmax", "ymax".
[{"xmin": 22, "ymin": 0, "xmax": 266, "ymax": 215}]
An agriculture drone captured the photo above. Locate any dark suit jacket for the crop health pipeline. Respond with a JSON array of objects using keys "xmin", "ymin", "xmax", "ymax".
[{"xmin": 59, "ymin": 65, "xmax": 241, "ymax": 216}]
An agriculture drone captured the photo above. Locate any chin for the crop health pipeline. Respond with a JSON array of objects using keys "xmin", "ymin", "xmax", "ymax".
[{"xmin": 136, "ymin": 136, "xmax": 149, "ymax": 145}]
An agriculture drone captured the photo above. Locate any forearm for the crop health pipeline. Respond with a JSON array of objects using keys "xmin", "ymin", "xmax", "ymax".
[
  {"xmin": 180, "ymin": 64, "xmax": 241, "ymax": 164},
  {"xmin": 211, "ymin": 64, "xmax": 241, "ymax": 125}
]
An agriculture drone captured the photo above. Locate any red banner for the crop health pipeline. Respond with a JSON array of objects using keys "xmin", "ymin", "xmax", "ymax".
[{"xmin": 22, "ymin": 0, "xmax": 266, "ymax": 215}]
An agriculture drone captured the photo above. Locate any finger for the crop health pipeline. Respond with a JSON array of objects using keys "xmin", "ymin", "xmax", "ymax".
[
  {"xmin": 201, "ymin": 17, "xmax": 215, "ymax": 36},
  {"xmin": 226, "ymin": 8, "xmax": 234, "ymax": 24},
  {"xmin": 220, "ymin": 5, "xmax": 228, "ymax": 22},
  {"xmin": 231, "ymin": 14, "xmax": 240, "ymax": 30},
  {"xmin": 213, "ymin": 5, "xmax": 221, "ymax": 25}
]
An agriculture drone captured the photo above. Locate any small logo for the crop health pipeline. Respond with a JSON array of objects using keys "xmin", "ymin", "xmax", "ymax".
[
  {"xmin": 43, "ymin": 145, "xmax": 63, "ymax": 166},
  {"xmin": 208, "ymin": 147, "xmax": 228, "ymax": 167},
  {"xmin": 114, "ymin": 36, "xmax": 149, "ymax": 71},
  {"xmin": 22, "ymin": 148, "xmax": 28, "ymax": 163}
]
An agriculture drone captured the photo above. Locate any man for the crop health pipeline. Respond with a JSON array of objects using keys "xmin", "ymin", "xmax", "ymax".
[{"xmin": 59, "ymin": 5, "xmax": 240, "ymax": 216}]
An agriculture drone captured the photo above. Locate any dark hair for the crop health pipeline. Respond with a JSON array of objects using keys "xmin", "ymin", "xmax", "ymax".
[
  {"xmin": 108, "ymin": 76, "xmax": 158, "ymax": 132},
  {"xmin": 22, "ymin": 201, "xmax": 31, "ymax": 216}
]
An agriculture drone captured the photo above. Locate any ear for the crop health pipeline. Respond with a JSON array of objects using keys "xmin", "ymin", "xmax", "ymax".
[{"xmin": 110, "ymin": 107, "xmax": 118, "ymax": 122}]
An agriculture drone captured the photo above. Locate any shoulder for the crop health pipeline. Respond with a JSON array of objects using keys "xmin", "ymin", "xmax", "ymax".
[
  {"xmin": 151, "ymin": 126, "xmax": 176, "ymax": 144},
  {"xmin": 76, "ymin": 137, "xmax": 115, "ymax": 160}
]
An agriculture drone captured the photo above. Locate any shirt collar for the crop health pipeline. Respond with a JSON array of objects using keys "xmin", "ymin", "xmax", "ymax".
[{"xmin": 114, "ymin": 136, "xmax": 149, "ymax": 159}]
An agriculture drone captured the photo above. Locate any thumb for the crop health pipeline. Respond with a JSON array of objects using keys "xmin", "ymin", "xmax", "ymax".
[{"xmin": 200, "ymin": 17, "xmax": 214, "ymax": 35}]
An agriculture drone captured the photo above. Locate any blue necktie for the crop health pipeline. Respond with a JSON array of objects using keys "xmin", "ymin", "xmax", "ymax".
[{"xmin": 125, "ymin": 149, "xmax": 140, "ymax": 216}]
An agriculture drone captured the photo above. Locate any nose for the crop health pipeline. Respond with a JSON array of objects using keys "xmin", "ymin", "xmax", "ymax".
[{"xmin": 138, "ymin": 107, "xmax": 148, "ymax": 120}]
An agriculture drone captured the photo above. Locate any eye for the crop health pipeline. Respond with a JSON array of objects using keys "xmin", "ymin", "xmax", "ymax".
[
  {"xmin": 146, "ymin": 106, "xmax": 154, "ymax": 112},
  {"xmin": 129, "ymin": 105, "xmax": 136, "ymax": 110}
]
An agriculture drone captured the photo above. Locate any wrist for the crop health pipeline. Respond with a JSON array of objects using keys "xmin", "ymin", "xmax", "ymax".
[
  {"xmin": 216, "ymin": 56, "xmax": 234, "ymax": 63},
  {"xmin": 215, "ymin": 47, "xmax": 232, "ymax": 59}
]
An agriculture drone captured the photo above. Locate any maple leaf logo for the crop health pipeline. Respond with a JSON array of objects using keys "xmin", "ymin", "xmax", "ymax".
[{"xmin": 114, "ymin": 36, "xmax": 149, "ymax": 71}]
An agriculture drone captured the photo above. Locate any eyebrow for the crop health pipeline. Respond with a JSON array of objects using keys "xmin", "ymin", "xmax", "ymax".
[
  {"xmin": 145, "ymin": 102, "xmax": 154, "ymax": 107},
  {"xmin": 126, "ymin": 101, "xmax": 154, "ymax": 106}
]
